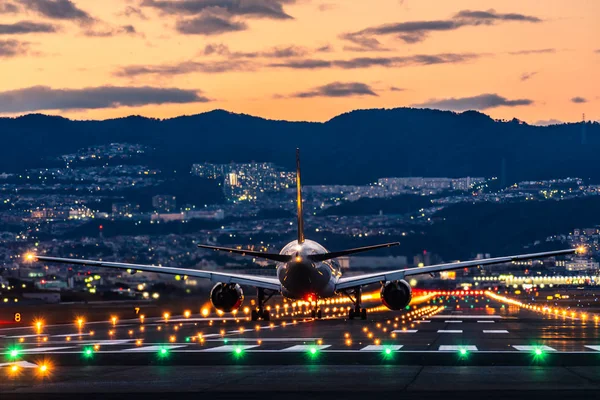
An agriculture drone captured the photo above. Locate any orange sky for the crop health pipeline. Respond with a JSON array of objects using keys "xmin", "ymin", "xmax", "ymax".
[{"xmin": 0, "ymin": 0, "xmax": 598, "ymax": 123}]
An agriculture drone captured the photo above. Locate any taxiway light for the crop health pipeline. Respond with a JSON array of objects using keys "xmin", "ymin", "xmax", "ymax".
[
  {"xmin": 10, "ymin": 364, "xmax": 19, "ymax": 373},
  {"xmin": 184, "ymin": 310, "xmax": 191, "ymax": 318}
]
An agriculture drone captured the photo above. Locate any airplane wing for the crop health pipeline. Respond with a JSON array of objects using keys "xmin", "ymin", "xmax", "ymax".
[
  {"xmin": 335, "ymin": 248, "xmax": 577, "ymax": 291},
  {"xmin": 35, "ymin": 256, "xmax": 281, "ymax": 291}
]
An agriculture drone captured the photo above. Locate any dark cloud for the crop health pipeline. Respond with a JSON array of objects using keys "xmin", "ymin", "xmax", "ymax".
[
  {"xmin": 20, "ymin": 0, "xmax": 94, "ymax": 24},
  {"xmin": 176, "ymin": 13, "xmax": 247, "ymax": 35},
  {"xmin": 0, "ymin": 39, "xmax": 29, "ymax": 57},
  {"xmin": 454, "ymin": 9, "xmax": 541, "ymax": 23},
  {"xmin": 291, "ymin": 82, "xmax": 378, "ymax": 98},
  {"xmin": 413, "ymin": 93, "xmax": 533, "ymax": 111},
  {"xmin": 571, "ymin": 97, "xmax": 587, "ymax": 104},
  {"xmin": 83, "ymin": 25, "xmax": 138, "ymax": 37},
  {"xmin": 270, "ymin": 53, "xmax": 481, "ymax": 69},
  {"xmin": 0, "ymin": 2, "xmax": 19, "ymax": 13},
  {"xmin": 390, "ymin": 86, "xmax": 405, "ymax": 92},
  {"xmin": 0, "ymin": 20, "xmax": 57, "ymax": 34},
  {"xmin": 120, "ymin": 6, "xmax": 147, "ymax": 19},
  {"xmin": 0, "ymin": 85, "xmax": 210, "ymax": 113},
  {"xmin": 115, "ymin": 60, "xmax": 253, "ymax": 77},
  {"xmin": 141, "ymin": 0, "xmax": 295, "ymax": 19},
  {"xmin": 509, "ymin": 48, "xmax": 555, "ymax": 55},
  {"xmin": 203, "ymin": 43, "xmax": 307, "ymax": 58},
  {"xmin": 520, "ymin": 71, "xmax": 538, "ymax": 81},
  {"xmin": 343, "ymin": 9, "xmax": 542, "ymax": 48}
]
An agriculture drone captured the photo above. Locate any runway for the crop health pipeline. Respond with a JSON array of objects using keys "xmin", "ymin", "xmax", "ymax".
[{"xmin": 2, "ymin": 292, "xmax": 600, "ymax": 397}]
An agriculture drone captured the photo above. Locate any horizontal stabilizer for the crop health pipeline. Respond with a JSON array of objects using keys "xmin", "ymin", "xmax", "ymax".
[
  {"xmin": 198, "ymin": 244, "xmax": 292, "ymax": 263},
  {"xmin": 308, "ymin": 242, "xmax": 400, "ymax": 262}
]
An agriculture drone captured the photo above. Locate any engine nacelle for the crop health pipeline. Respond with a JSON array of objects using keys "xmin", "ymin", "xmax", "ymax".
[
  {"xmin": 210, "ymin": 283, "xmax": 244, "ymax": 312},
  {"xmin": 380, "ymin": 280, "xmax": 412, "ymax": 311}
]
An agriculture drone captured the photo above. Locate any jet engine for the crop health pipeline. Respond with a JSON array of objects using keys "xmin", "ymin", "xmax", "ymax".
[
  {"xmin": 210, "ymin": 283, "xmax": 244, "ymax": 312},
  {"xmin": 380, "ymin": 280, "xmax": 412, "ymax": 310}
]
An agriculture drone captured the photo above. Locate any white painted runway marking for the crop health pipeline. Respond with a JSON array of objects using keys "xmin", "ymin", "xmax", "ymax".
[
  {"xmin": 124, "ymin": 345, "xmax": 187, "ymax": 352},
  {"xmin": 5, "ymin": 334, "xmax": 47, "ymax": 338},
  {"xmin": 52, "ymin": 333, "xmax": 92, "ymax": 338},
  {"xmin": 437, "ymin": 330, "xmax": 463, "ymax": 333},
  {"xmin": 228, "ymin": 329, "xmax": 255, "ymax": 334},
  {"xmin": 360, "ymin": 345, "xmax": 403, "ymax": 351},
  {"xmin": 20, "ymin": 347, "xmax": 74, "ymax": 353},
  {"xmin": 513, "ymin": 345, "xmax": 556, "ymax": 352},
  {"xmin": 203, "ymin": 345, "xmax": 259, "ymax": 352},
  {"xmin": 417, "ymin": 320, "xmax": 430, "ymax": 323},
  {"xmin": 0, "ymin": 361, "xmax": 39, "ymax": 369},
  {"xmin": 392, "ymin": 330, "xmax": 418, "ymax": 333},
  {"xmin": 483, "ymin": 330, "xmax": 509, "ymax": 334},
  {"xmin": 439, "ymin": 345, "xmax": 478, "ymax": 351},
  {"xmin": 432, "ymin": 315, "xmax": 502, "ymax": 319},
  {"xmin": 207, "ymin": 338, "xmax": 322, "ymax": 342},
  {"xmin": 584, "ymin": 345, "xmax": 600, "ymax": 351},
  {"xmin": 477, "ymin": 321, "xmax": 495, "ymax": 323},
  {"xmin": 445, "ymin": 320, "xmax": 462, "ymax": 323},
  {"xmin": 280, "ymin": 345, "xmax": 331, "ymax": 352},
  {"xmin": 79, "ymin": 339, "xmax": 136, "ymax": 345}
]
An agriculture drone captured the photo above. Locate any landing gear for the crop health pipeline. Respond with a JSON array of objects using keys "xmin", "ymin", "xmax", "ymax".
[
  {"xmin": 251, "ymin": 288, "xmax": 275, "ymax": 321},
  {"xmin": 344, "ymin": 287, "xmax": 367, "ymax": 320}
]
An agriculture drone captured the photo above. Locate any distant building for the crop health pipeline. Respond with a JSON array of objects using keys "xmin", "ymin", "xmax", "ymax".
[
  {"xmin": 112, "ymin": 202, "xmax": 140, "ymax": 216},
  {"xmin": 152, "ymin": 195, "xmax": 177, "ymax": 212}
]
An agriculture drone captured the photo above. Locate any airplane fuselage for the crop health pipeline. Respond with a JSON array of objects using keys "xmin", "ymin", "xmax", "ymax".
[{"xmin": 276, "ymin": 239, "xmax": 340, "ymax": 300}]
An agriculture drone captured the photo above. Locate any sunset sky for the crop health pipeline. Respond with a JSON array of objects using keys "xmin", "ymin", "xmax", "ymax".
[{"xmin": 0, "ymin": 0, "xmax": 598, "ymax": 123}]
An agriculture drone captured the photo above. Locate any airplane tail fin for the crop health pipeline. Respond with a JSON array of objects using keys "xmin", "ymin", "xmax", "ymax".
[
  {"xmin": 296, "ymin": 148, "xmax": 305, "ymax": 244},
  {"xmin": 308, "ymin": 242, "xmax": 400, "ymax": 262}
]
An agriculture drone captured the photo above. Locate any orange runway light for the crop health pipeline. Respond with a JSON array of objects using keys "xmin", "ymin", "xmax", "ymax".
[{"xmin": 184, "ymin": 310, "xmax": 191, "ymax": 318}]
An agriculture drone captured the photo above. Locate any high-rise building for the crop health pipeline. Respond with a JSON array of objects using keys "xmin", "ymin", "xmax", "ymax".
[{"xmin": 152, "ymin": 195, "xmax": 177, "ymax": 212}]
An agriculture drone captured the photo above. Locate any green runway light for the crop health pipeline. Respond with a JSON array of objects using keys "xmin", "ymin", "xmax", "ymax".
[
  {"xmin": 9, "ymin": 348, "xmax": 20, "ymax": 359},
  {"xmin": 459, "ymin": 348, "xmax": 468, "ymax": 356},
  {"xmin": 535, "ymin": 348, "xmax": 543, "ymax": 356},
  {"xmin": 83, "ymin": 347, "xmax": 94, "ymax": 358},
  {"xmin": 385, "ymin": 348, "xmax": 392, "ymax": 355},
  {"xmin": 157, "ymin": 347, "xmax": 169, "ymax": 358},
  {"xmin": 223, "ymin": 339, "xmax": 228, "ymax": 344},
  {"xmin": 185, "ymin": 337, "xmax": 190, "ymax": 342}
]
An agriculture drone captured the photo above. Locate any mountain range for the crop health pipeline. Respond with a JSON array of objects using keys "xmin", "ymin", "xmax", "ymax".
[{"xmin": 1, "ymin": 108, "xmax": 597, "ymax": 184}]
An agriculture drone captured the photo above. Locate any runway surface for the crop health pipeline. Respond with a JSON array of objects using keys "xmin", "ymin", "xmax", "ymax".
[{"xmin": 2, "ymin": 292, "xmax": 600, "ymax": 397}]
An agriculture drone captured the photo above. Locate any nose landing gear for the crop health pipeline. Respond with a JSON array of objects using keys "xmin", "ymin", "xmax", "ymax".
[
  {"xmin": 251, "ymin": 288, "xmax": 275, "ymax": 321},
  {"xmin": 343, "ymin": 287, "xmax": 367, "ymax": 320}
]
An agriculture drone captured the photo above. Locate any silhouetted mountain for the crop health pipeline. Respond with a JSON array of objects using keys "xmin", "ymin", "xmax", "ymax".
[{"xmin": 1, "ymin": 108, "xmax": 598, "ymax": 184}]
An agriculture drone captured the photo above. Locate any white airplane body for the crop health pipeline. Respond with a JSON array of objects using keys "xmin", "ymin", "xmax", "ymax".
[{"xmin": 35, "ymin": 149, "xmax": 577, "ymax": 321}]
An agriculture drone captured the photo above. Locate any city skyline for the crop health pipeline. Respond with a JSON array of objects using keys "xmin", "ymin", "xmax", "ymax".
[{"xmin": 0, "ymin": 0, "xmax": 598, "ymax": 124}]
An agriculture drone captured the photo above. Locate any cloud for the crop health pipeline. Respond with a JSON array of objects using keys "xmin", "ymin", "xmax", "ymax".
[
  {"xmin": 535, "ymin": 119, "xmax": 563, "ymax": 126},
  {"xmin": 571, "ymin": 96, "xmax": 587, "ymax": 103},
  {"xmin": 0, "ymin": 39, "xmax": 29, "ymax": 57},
  {"xmin": 413, "ymin": 93, "xmax": 533, "ymax": 111},
  {"xmin": 115, "ymin": 60, "xmax": 253, "ymax": 77},
  {"xmin": 390, "ymin": 86, "xmax": 405, "ymax": 92},
  {"xmin": 0, "ymin": 2, "xmax": 19, "ymax": 13},
  {"xmin": 342, "ymin": 9, "xmax": 542, "ymax": 49},
  {"xmin": 203, "ymin": 43, "xmax": 308, "ymax": 58},
  {"xmin": 520, "ymin": 71, "xmax": 538, "ymax": 81},
  {"xmin": 0, "ymin": 85, "xmax": 210, "ymax": 113},
  {"xmin": 176, "ymin": 13, "xmax": 247, "ymax": 35},
  {"xmin": 140, "ymin": 0, "xmax": 296, "ymax": 19},
  {"xmin": 290, "ymin": 82, "xmax": 378, "ymax": 98},
  {"xmin": 83, "ymin": 24, "xmax": 139, "ymax": 37},
  {"xmin": 120, "ymin": 6, "xmax": 147, "ymax": 19},
  {"xmin": 509, "ymin": 48, "xmax": 555, "ymax": 55},
  {"xmin": 270, "ymin": 52, "xmax": 482, "ymax": 69},
  {"xmin": 0, "ymin": 20, "xmax": 57, "ymax": 34},
  {"xmin": 20, "ymin": 0, "xmax": 94, "ymax": 24}
]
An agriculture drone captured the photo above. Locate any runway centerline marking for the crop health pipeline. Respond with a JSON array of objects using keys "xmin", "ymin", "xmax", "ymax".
[
  {"xmin": 280, "ymin": 345, "xmax": 331, "ymax": 352},
  {"xmin": 123, "ymin": 345, "xmax": 187, "ymax": 352},
  {"xmin": 445, "ymin": 320, "xmax": 462, "ymax": 323},
  {"xmin": 483, "ymin": 330, "xmax": 509, "ymax": 334},
  {"xmin": 439, "ymin": 345, "xmax": 478, "ymax": 351},
  {"xmin": 431, "ymin": 315, "xmax": 502, "ymax": 319},
  {"xmin": 477, "ymin": 321, "xmax": 495, "ymax": 323},
  {"xmin": 52, "ymin": 333, "xmax": 92, "ymax": 337},
  {"xmin": 392, "ymin": 330, "xmax": 418, "ymax": 333},
  {"xmin": 513, "ymin": 345, "xmax": 557, "ymax": 352},
  {"xmin": 203, "ymin": 345, "xmax": 259, "ymax": 352},
  {"xmin": 360, "ymin": 345, "xmax": 403, "ymax": 351},
  {"xmin": 20, "ymin": 346, "xmax": 74, "ymax": 353},
  {"xmin": 584, "ymin": 345, "xmax": 600, "ymax": 351},
  {"xmin": 0, "ymin": 361, "xmax": 38, "ymax": 368},
  {"xmin": 437, "ymin": 330, "xmax": 463, "ymax": 333}
]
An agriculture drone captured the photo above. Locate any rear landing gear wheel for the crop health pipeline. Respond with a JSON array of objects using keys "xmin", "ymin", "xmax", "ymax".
[
  {"xmin": 251, "ymin": 309, "xmax": 259, "ymax": 321},
  {"xmin": 311, "ymin": 309, "xmax": 316, "ymax": 319},
  {"xmin": 261, "ymin": 310, "xmax": 270, "ymax": 321},
  {"xmin": 348, "ymin": 309, "xmax": 355, "ymax": 320},
  {"xmin": 360, "ymin": 308, "xmax": 367, "ymax": 320},
  {"xmin": 317, "ymin": 309, "xmax": 322, "ymax": 319}
]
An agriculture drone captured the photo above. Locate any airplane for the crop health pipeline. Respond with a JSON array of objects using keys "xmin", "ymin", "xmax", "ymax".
[{"xmin": 34, "ymin": 149, "xmax": 578, "ymax": 321}]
